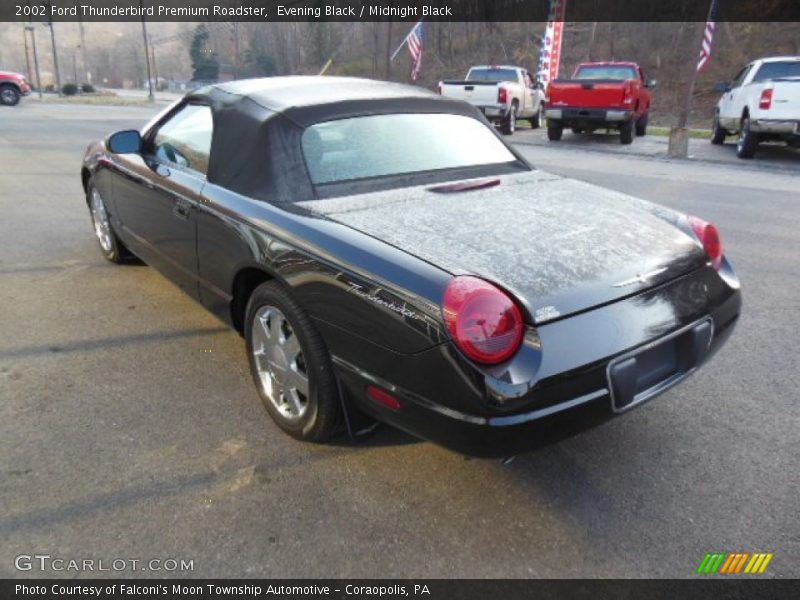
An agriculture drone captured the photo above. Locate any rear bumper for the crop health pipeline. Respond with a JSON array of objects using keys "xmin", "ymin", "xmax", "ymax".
[
  {"xmin": 545, "ymin": 107, "xmax": 633, "ymax": 124},
  {"xmin": 750, "ymin": 119, "xmax": 799, "ymax": 135},
  {"xmin": 479, "ymin": 105, "xmax": 509, "ymax": 119},
  {"xmin": 334, "ymin": 263, "xmax": 741, "ymax": 457}
]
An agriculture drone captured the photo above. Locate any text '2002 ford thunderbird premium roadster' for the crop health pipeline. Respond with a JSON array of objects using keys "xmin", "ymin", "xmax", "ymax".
[{"xmin": 81, "ymin": 77, "xmax": 741, "ymax": 456}]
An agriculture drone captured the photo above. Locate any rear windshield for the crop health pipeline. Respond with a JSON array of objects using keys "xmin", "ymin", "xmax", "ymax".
[
  {"xmin": 467, "ymin": 68, "xmax": 518, "ymax": 83},
  {"xmin": 574, "ymin": 66, "xmax": 638, "ymax": 81},
  {"xmin": 302, "ymin": 113, "xmax": 517, "ymax": 185},
  {"xmin": 752, "ymin": 61, "xmax": 800, "ymax": 82}
]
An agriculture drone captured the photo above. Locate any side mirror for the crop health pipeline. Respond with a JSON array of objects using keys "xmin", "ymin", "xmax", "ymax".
[
  {"xmin": 713, "ymin": 81, "xmax": 732, "ymax": 93},
  {"xmin": 108, "ymin": 129, "xmax": 142, "ymax": 154},
  {"xmin": 645, "ymin": 79, "xmax": 657, "ymax": 89}
]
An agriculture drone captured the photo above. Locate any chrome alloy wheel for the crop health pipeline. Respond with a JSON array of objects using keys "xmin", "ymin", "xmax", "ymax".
[
  {"xmin": 0, "ymin": 88, "xmax": 18, "ymax": 105},
  {"xmin": 90, "ymin": 188, "xmax": 113, "ymax": 253},
  {"xmin": 737, "ymin": 118, "xmax": 749, "ymax": 153},
  {"xmin": 251, "ymin": 305, "xmax": 310, "ymax": 421}
]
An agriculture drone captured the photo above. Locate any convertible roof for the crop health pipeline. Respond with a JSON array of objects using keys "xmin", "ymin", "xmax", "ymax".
[{"xmin": 203, "ymin": 76, "xmax": 437, "ymax": 112}]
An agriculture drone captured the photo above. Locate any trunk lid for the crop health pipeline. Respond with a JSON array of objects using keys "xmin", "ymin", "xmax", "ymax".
[{"xmin": 299, "ymin": 171, "xmax": 708, "ymax": 324}]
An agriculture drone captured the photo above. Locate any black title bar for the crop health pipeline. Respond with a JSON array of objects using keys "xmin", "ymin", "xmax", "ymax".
[{"xmin": 3, "ymin": 0, "xmax": 800, "ymax": 22}]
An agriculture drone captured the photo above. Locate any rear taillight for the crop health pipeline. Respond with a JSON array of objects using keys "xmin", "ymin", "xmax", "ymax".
[
  {"xmin": 442, "ymin": 276, "xmax": 524, "ymax": 365},
  {"xmin": 497, "ymin": 86, "xmax": 507, "ymax": 104},
  {"xmin": 437, "ymin": 83, "xmax": 442, "ymax": 95},
  {"xmin": 759, "ymin": 88, "xmax": 773, "ymax": 110},
  {"xmin": 689, "ymin": 216, "xmax": 723, "ymax": 270}
]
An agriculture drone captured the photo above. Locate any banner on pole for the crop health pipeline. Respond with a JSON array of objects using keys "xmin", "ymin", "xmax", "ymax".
[{"xmin": 537, "ymin": 0, "xmax": 567, "ymax": 86}]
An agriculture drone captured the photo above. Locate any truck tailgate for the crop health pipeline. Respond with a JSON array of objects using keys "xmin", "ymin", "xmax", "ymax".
[
  {"xmin": 764, "ymin": 80, "xmax": 800, "ymax": 121},
  {"xmin": 548, "ymin": 80, "xmax": 627, "ymax": 108},
  {"xmin": 440, "ymin": 81, "xmax": 499, "ymax": 106}
]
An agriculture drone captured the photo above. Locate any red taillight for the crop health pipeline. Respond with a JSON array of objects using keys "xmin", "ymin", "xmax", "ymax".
[
  {"xmin": 366, "ymin": 386, "xmax": 402, "ymax": 411},
  {"xmin": 497, "ymin": 86, "xmax": 507, "ymax": 104},
  {"xmin": 759, "ymin": 88, "xmax": 773, "ymax": 110},
  {"xmin": 442, "ymin": 276, "xmax": 524, "ymax": 365},
  {"xmin": 689, "ymin": 216, "xmax": 723, "ymax": 270}
]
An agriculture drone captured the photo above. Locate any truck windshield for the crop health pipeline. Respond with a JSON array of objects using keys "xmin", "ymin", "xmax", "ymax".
[
  {"xmin": 302, "ymin": 113, "xmax": 517, "ymax": 185},
  {"xmin": 467, "ymin": 68, "xmax": 518, "ymax": 83},
  {"xmin": 752, "ymin": 61, "xmax": 800, "ymax": 82},
  {"xmin": 574, "ymin": 66, "xmax": 637, "ymax": 81}
]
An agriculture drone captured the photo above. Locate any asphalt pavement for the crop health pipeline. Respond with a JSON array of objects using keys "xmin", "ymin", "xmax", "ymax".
[{"xmin": 0, "ymin": 102, "xmax": 798, "ymax": 578}]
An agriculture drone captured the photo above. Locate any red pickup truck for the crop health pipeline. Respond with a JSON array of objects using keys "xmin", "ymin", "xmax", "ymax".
[
  {"xmin": 0, "ymin": 70, "xmax": 32, "ymax": 106},
  {"xmin": 544, "ymin": 62, "xmax": 655, "ymax": 144}
]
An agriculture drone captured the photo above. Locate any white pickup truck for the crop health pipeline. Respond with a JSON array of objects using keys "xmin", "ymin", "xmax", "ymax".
[
  {"xmin": 439, "ymin": 65, "xmax": 546, "ymax": 135},
  {"xmin": 711, "ymin": 56, "xmax": 800, "ymax": 158}
]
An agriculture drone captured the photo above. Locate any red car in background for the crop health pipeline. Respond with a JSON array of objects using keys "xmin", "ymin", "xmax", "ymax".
[
  {"xmin": 544, "ymin": 61, "xmax": 655, "ymax": 144},
  {"xmin": 0, "ymin": 70, "xmax": 32, "ymax": 106}
]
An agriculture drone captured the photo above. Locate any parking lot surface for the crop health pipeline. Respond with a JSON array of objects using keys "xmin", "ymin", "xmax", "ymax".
[{"xmin": 1, "ymin": 102, "xmax": 798, "ymax": 578}]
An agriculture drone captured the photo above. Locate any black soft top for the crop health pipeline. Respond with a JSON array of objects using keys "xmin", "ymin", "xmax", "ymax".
[{"xmin": 183, "ymin": 76, "xmax": 495, "ymax": 203}]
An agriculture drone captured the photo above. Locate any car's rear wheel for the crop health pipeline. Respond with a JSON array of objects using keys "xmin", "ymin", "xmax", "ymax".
[
  {"xmin": 500, "ymin": 103, "xmax": 517, "ymax": 135},
  {"xmin": 245, "ymin": 281, "xmax": 341, "ymax": 442},
  {"xmin": 736, "ymin": 116, "xmax": 758, "ymax": 159},
  {"xmin": 0, "ymin": 84, "xmax": 21, "ymax": 106},
  {"xmin": 87, "ymin": 184, "xmax": 130, "ymax": 263},
  {"xmin": 547, "ymin": 120, "xmax": 563, "ymax": 141},
  {"xmin": 710, "ymin": 114, "xmax": 727, "ymax": 145},
  {"xmin": 620, "ymin": 119, "xmax": 634, "ymax": 144},
  {"xmin": 635, "ymin": 113, "xmax": 648, "ymax": 136}
]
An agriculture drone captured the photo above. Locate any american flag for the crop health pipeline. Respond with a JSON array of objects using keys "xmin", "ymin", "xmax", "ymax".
[
  {"xmin": 696, "ymin": 0, "xmax": 718, "ymax": 71},
  {"xmin": 407, "ymin": 21, "xmax": 424, "ymax": 81}
]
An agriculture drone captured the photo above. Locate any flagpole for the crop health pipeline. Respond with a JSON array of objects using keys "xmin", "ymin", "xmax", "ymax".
[
  {"xmin": 668, "ymin": 0, "xmax": 715, "ymax": 158},
  {"xmin": 390, "ymin": 18, "xmax": 423, "ymax": 62}
]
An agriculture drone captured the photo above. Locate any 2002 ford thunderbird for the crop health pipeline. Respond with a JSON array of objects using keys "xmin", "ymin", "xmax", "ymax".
[{"xmin": 81, "ymin": 77, "xmax": 741, "ymax": 456}]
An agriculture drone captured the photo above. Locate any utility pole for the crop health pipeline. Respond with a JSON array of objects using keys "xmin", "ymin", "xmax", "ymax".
[
  {"xmin": 384, "ymin": 20, "xmax": 393, "ymax": 80},
  {"xmin": 139, "ymin": 0, "xmax": 154, "ymax": 101},
  {"xmin": 150, "ymin": 37, "xmax": 158, "ymax": 89},
  {"xmin": 46, "ymin": 19, "xmax": 62, "ymax": 94},
  {"xmin": 72, "ymin": 53, "xmax": 78, "ymax": 85},
  {"xmin": 78, "ymin": 18, "xmax": 89, "ymax": 83},
  {"xmin": 25, "ymin": 25, "xmax": 43, "ymax": 99},
  {"xmin": 22, "ymin": 25, "xmax": 33, "ymax": 84},
  {"xmin": 232, "ymin": 22, "xmax": 240, "ymax": 79}
]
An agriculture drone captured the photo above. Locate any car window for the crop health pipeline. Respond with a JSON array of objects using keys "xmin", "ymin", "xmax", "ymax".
[
  {"xmin": 151, "ymin": 104, "xmax": 213, "ymax": 175},
  {"xmin": 731, "ymin": 66, "xmax": 750, "ymax": 88},
  {"xmin": 574, "ymin": 66, "xmax": 638, "ymax": 80},
  {"xmin": 752, "ymin": 61, "xmax": 800, "ymax": 82},
  {"xmin": 302, "ymin": 113, "xmax": 517, "ymax": 185},
  {"xmin": 467, "ymin": 68, "xmax": 519, "ymax": 83}
]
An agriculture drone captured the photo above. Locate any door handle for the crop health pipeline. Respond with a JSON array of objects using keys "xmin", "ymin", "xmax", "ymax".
[{"xmin": 173, "ymin": 199, "xmax": 191, "ymax": 220}]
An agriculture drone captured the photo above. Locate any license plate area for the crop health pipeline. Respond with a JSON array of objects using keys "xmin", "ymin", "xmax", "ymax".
[{"xmin": 607, "ymin": 318, "xmax": 713, "ymax": 413}]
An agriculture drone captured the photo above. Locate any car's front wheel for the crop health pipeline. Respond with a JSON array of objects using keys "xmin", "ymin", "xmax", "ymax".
[
  {"xmin": 245, "ymin": 281, "xmax": 341, "ymax": 442},
  {"xmin": 87, "ymin": 184, "xmax": 129, "ymax": 263},
  {"xmin": 0, "ymin": 84, "xmax": 21, "ymax": 106}
]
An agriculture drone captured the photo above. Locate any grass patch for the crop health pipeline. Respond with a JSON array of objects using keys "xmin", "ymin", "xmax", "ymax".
[
  {"xmin": 28, "ymin": 95, "xmax": 154, "ymax": 107},
  {"xmin": 649, "ymin": 126, "xmax": 712, "ymax": 139}
]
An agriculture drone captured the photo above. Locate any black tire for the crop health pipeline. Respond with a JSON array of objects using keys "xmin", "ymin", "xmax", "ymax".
[
  {"xmin": 635, "ymin": 113, "xmax": 648, "ymax": 137},
  {"xmin": 571, "ymin": 127, "xmax": 584, "ymax": 135},
  {"xmin": 736, "ymin": 115, "xmax": 758, "ymax": 159},
  {"xmin": 500, "ymin": 102, "xmax": 517, "ymax": 135},
  {"xmin": 245, "ymin": 281, "xmax": 341, "ymax": 442},
  {"xmin": 710, "ymin": 114, "xmax": 727, "ymax": 145},
  {"xmin": 0, "ymin": 84, "xmax": 21, "ymax": 106},
  {"xmin": 620, "ymin": 119, "xmax": 634, "ymax": 145},
  {"xmin": 529, "ymin": 104, "xmax": 543, "ymax": 130},
  {"xmin": 86, "ymin": 182, "xmax": 131, "ymax": 264},
  {"xmin": 547, "ymin": 120, "xmax": 563, "ymax": 141}
]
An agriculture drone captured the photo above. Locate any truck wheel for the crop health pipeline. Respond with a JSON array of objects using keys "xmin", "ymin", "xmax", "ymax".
[
  {"xmin": 0, "ymin": 84, "xmax": 21, "ymax": 106},
  {"xmin": 547, "ymin": 121, "xmax": 563, "ymax": 141},
  {"xmin": 500, "ymin": 103, "xmax": 517, "ymax": 135},
  {"xmin": 710, "ymin": 115, "xmax": 728, "ymax": 145},
  {"xmin": 530, "ymin": 104, "xmax": 543, "ymax": 130},
  {"xmin": 635, "ymin": 113, "xmax": 648, "ymax": 136},
  {"xmin": 736, "ymin": 116, "xmax": 758, "ymax": 159},
  {"xmin": 620, "ymin": 119, "xmax": 634, "ymax": 145}
]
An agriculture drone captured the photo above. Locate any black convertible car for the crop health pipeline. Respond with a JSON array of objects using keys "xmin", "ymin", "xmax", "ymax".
[{"xmin": 81, "ymin": 77, "xmax": 741, "ymax": 456}]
